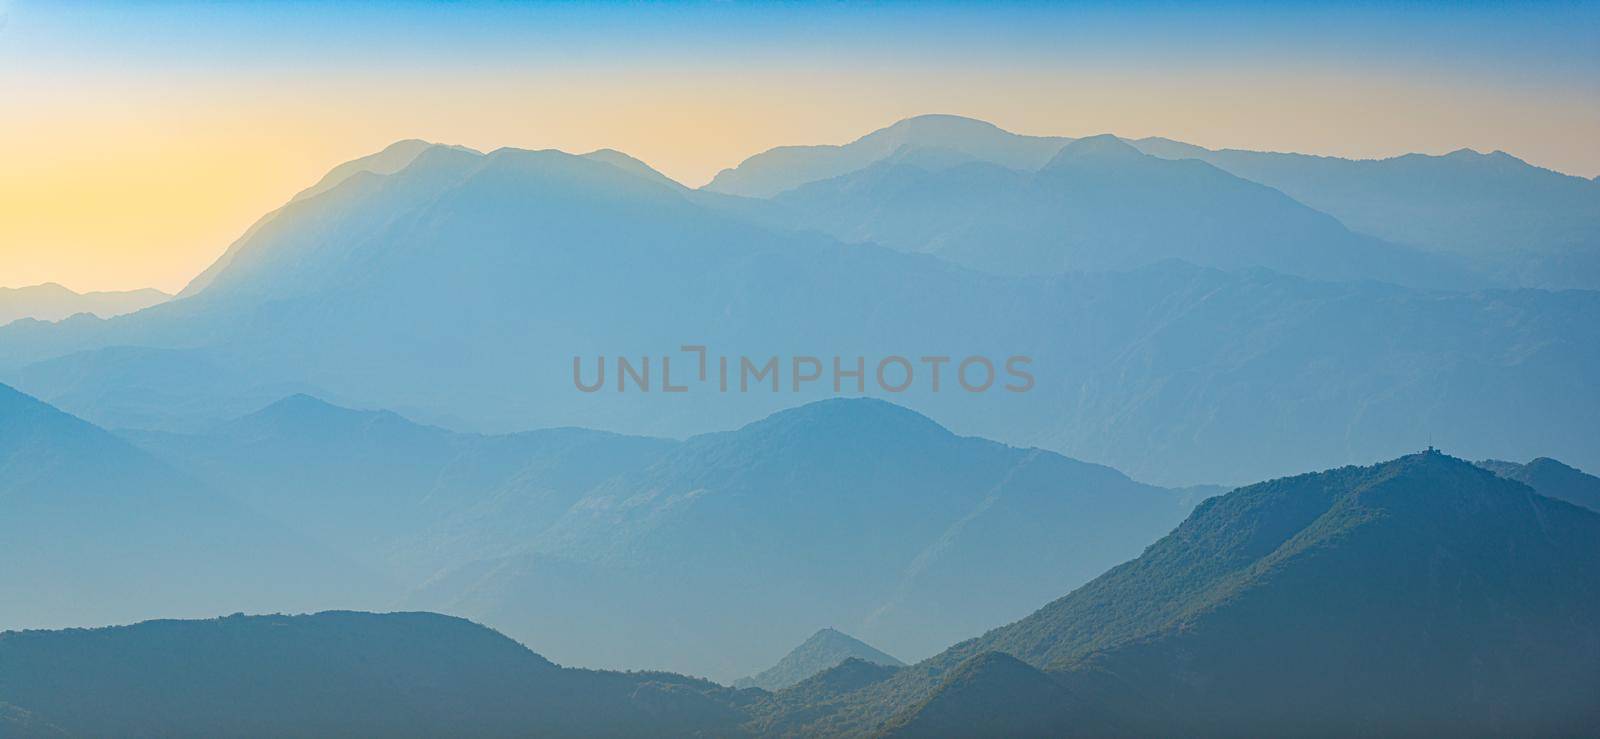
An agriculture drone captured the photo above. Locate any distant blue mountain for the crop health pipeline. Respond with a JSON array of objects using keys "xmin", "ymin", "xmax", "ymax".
[
  {"xmin": 0, "ymin": 137, "xmax": 1595, "ymax": 487},
  {"xmin": 712, "ymin": 115, "xmax": 1600, "ymax": 289},
  {"xmin": 704, "ymin": 114, "xmax": 1071, "ymax": 198},
  {"xmin": 0, "ymin": 283, "xmax": 169, "ymax": 326},
  {"xmin": 129, "ymin": 394, "xmax": 1195, "ymax": 681},
  {"xmin": 0, "ymin": 384, "xmax": 392, "ymax": 630},
  {"xmin": 771, "ymin": 133, "xmax": 1479, "ymax": 288},
  {"xmin": 126, "ymin": 393, "xmax": 675, "ymax": 582},
  {"xmin": 1129, "ymin": 138, "xmax": 1600, "ymax": 289},
  {"xmin": 734, "ymin": 628, "xmax": 904, "ymax": 691}
]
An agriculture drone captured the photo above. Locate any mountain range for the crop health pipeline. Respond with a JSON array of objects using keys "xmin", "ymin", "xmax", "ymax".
[
  {"xmin": 1, "ymin": 382, "xmax": 1198, "ymax": 680},
  {"xmin": 1131, "ymin": 137, "xmax": 1600, "ymax": 290},
  {"xmin": 0, "ymin": 384, "xmax": 388, "ymax": 630},
  {"xmin": 0, "ymin": 123, "xmax": 1595, "ymax": 485},
  {"xmin": 712, "ymin": 114, "xmax": 1600, "ymax": 290},
  {"xmin": 126, "ymin": 393, "xmax": 1199, "ymax": 679},
  {"xmin": 769, "ymin": 133, "xmax": 1475, "ymax": 288},
  {"xmin": 0, "ymin": 283, "xmax": 168, "ymax": 327},
  {"xmin": 7, "ymin": 452, "xmax": 1593, "ymax": 736},
  {"xmin": 750, "ymin": 451, "xmax": 1600, "ymax": 736}
]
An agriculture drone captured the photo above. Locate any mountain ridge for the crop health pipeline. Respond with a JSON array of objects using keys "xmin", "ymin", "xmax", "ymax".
[
  {"xmin": 757, "ymin": 451, "xmax": 1600, "ymax": 735},
  {"xmin": 734, "ymin": 628, "xmax": 905, "ymax": 691}
]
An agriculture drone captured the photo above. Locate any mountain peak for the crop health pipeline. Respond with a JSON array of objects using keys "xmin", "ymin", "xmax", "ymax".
[
  {"xmin": 1044, "ymin": 133, "xmax": 1143, "ymax": 166},
  {"xmin": 291, "ymin": 140, "xmax": 479, "ymax": 204},
  {"xmin": 730, "ymin": 398, "xmax": 952, "ymax": 444},
  {"xmin": 878, "ymin": 114, "xmax": 1006, "ymax": 137},
  {"xmin": 581, "ymin": 148, "xmax": 685, "ymax": 190},
  {"xmin": 734, "ymin": 625, "xmax": 903, "ymax": 690},
  {"xmin": 705, "ymin": 114, "xmax": 1067, "ymax": 197},
  {"xmin": 223, "ymin": 393, "xmax": 428, "ymax": 439}
]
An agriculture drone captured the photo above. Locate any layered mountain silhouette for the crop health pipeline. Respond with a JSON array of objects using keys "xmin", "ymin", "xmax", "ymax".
[
  {"xmin": 710, "ymin": 114, "xmax": 1600, "ymax": 288},
  {"xmin": 1131, "ymin": 138, "xmax": 1600, "ymax": 289},
  {"xmin": 0, "ymin": 283, "xmax": 168, "ymax": 326},
  {"xmin": 110, "ymin": 393, "xmax": 1198, "ymax": 680},
  {"xmin": 4, "ymin": 451, "xmax": 1596, "ymax": 736},
  {"xmin": 0, "ymin": 137, "xmax": 1595, "ymax": 485},
  {"xmin": 1477, "ymin": 456, "xmax": 1600, "ymax": 513},
  {"xmin": 0, "ymin": 611, "xmax": 751, "ymax": 737},
  {"xmin": 734, "ymin": 628, "xmax": 904, "ymax": 691},
  {"xmin": 771, "ymin": 133, "xmax": 1474, "ymax": 287},
  {"xmin": 762, "ymin": 452, "xmax": 1600, "ymax": 736},
  {"xmin": 126, "ymin": 393, "xmax": 674, "ymax": 582},
  {"xmin": 399, "ymin": 398, "xmax": 1196, "ymax": 679},
  {"xmin": 0, "ymin": 384, "xmax": 390, "ymax": 630},
  {"xmin": 705, "ymin": 114, "xmax": 1071, "ymax": 198}
]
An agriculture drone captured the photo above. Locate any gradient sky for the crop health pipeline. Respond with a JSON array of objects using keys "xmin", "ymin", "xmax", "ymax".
[{"xmin": 2, "ymin": 0, "xmax": 1597, "ymax": 293}]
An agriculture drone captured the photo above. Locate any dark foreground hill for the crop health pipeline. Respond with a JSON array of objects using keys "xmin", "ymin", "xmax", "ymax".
[
  {"xmin": 757, "ymin": 452, "xmax": 1600, "ymax": 736},
  {"xmin": 5, "ymin": 453, "xmax": 1596, "ymax": 737},
  {"xmin": 0, "ymin": 611, "xmax": 753, "ymax": 738}
]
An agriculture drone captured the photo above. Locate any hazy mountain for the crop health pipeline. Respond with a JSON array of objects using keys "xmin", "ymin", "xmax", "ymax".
[
  {"xmin": 769, "ymin": 452, "xmax": 1600, "ymax": 735},
  {"xmin": 2, "ymin": 345, "xmax": 336, "ymax": 432},
  {"xmin": 0, "ymin": 384, "xmax": 391, "ymax": 631},
  {"xmin": 116, "ymin": 394, "xmax": 1194, "ymax": 680},
  {"xmin": 1, "ymin": 139, "xmax": 1596, "ymax": 486},
  {"xmin": 734, "ymin": 628, "xmax": 904, "ymax": 691},
  {"xmin": 0, "ymin": 283, "xmax": 168, "ymax": 326},
  {"xmin": 704, "ymin": 114, "xmax": 1071, "ymax": 197},
  {"xmin": 403, "ymin": 398, "xmax": 1197, "ymax": 679},
  {"xmin": 1131, "ymin": 138, "xmax": 1600, "ymax": 289},
  {"xmin": 713, "ymin": 115, "xmax": 1598, "ymax": 288},
  {"xmin": 772, "ymin": 134, "xmax": 1478, "ymax": 288},
  {"xmin": 581, "ymin": 148, "xmax": 688, "ymax": 191},
  {"xmin": 0, "ymin": 611, "xmax": 752, "ymax": 738},
  {"xmin": 179, "ymin": 139, "xmax": 481, "ymax": 299},
  {"xmin": 1477, "ymin": 456, "xmax": 1600, "ymax": 513},
  {"xmin": 125, "ymin": 393, "xmax": 675, "ymax": 581}
]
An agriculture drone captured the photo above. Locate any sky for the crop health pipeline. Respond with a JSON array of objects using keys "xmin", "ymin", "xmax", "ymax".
[{"xmin": 2, "ymin": 0, "xmax": 1597, "ymax": 293}]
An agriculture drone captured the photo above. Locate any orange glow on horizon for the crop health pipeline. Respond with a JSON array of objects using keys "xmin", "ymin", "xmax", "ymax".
[{"xmin": 4, "ymin": 65, "xmax": 1597, "ymax": 293}]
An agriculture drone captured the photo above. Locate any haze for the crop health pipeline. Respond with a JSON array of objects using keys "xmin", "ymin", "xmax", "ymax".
[{"xmin": 2, "ymin": 0, "xmax": 1597, "ymax": 292}]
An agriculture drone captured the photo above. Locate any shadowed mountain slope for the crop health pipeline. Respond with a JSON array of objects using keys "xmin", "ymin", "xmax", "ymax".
[
  {"xmin": 1477, "ymin": 456, "xmax": 1600, "ymax": 513},
  {"xmin": 761, "ymin": 452, "xmax": 1600, "ymax": 736}
]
